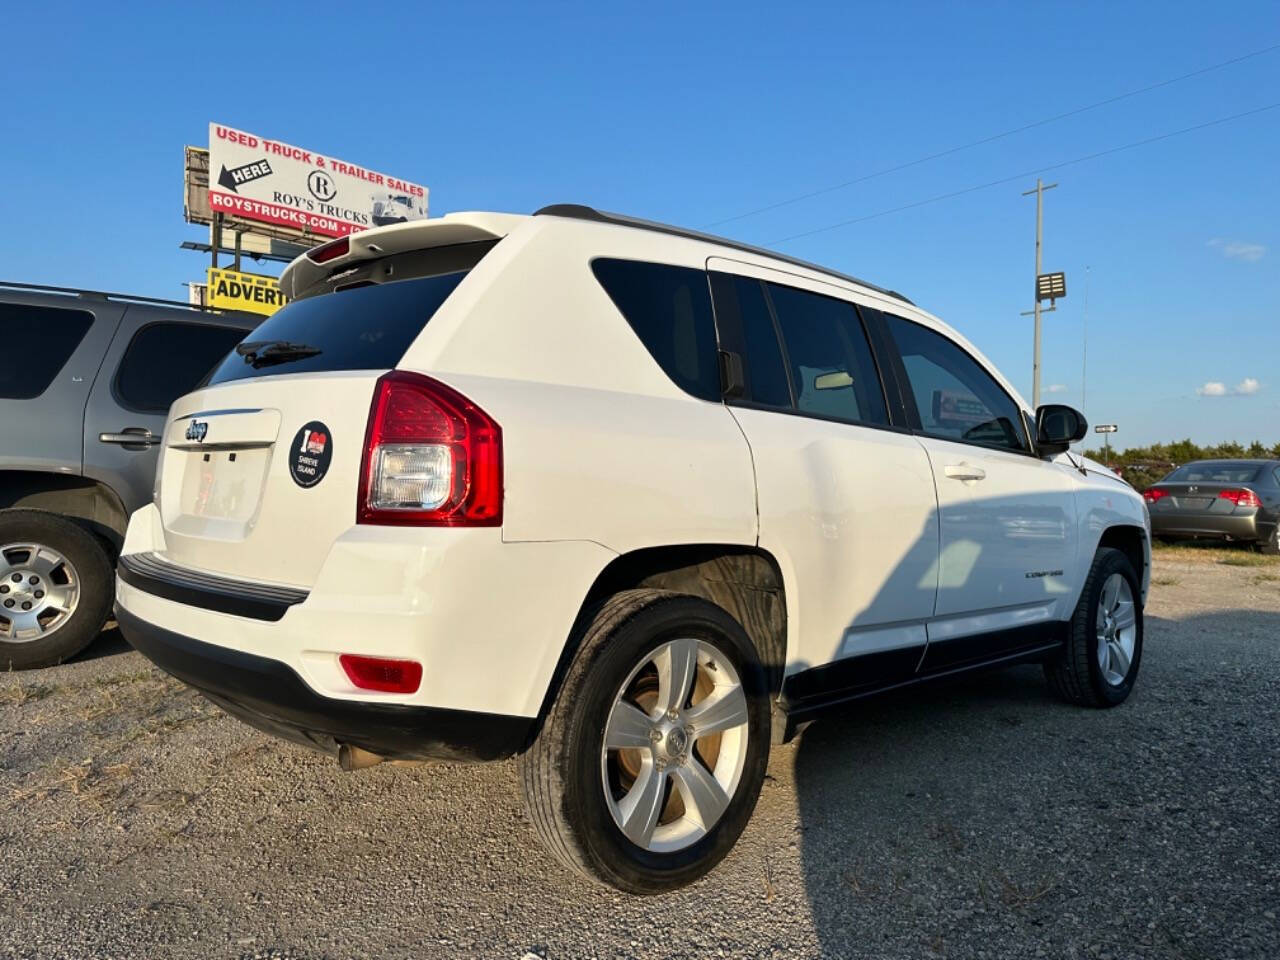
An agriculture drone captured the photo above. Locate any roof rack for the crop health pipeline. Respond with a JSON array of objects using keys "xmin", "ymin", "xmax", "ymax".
[
  {"xmin": 533, "ymin": 204, "xmax": 913, "ymax": 306},
  {"xmin": 0, "ymin": 280, "xmax": 217, "ymax": 313}
]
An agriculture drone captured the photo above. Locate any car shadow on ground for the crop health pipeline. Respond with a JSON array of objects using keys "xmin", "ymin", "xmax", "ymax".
[
  {"xmin": 70, "ymin": 622, "xmax": 132, "ymax": 663},
  {"xmin": 787, "ymin": 610, "xmax": 1280, "ymax": 958}
]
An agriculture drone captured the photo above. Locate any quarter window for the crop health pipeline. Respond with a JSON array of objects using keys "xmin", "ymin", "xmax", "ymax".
[
  {"xmin": 0, "ymin": 303, "xmax": 94, "ymax": 399},
  {"xmin": 591, "ymin": 259, "xmax": 721, "ymax": 401},
  {"xmin": 116, "ymin": 322, "xmax": 248, "ymax": 412},
  {"xmin": 764, "ymin": 282, "xmax": 888, "ymax": 426},
  {"xmin": 884, "ymin": 314, "xmax": 1029, "ymax": 453}
]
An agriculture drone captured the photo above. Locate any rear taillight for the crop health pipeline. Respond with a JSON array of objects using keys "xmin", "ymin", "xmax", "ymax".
[
  {"xmin": 1219, "ymin": 488, "xmax": 1261, "ymax": 508},
  {"xmin": 1143, "ymin": 488, "xmax": 1168, "ymax": 503},
  {"xmin": 308, "ymin": 235, "xmax": 350, "ymax": 264},
  {"xmin": 339, "ymin": 654, "xmax": 423, "ymax": 694},
  {"xmin": 357, "ymin": 371, "xmax": 502, "ymax": 526}
]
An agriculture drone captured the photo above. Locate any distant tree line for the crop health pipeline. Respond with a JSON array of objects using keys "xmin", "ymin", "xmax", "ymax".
[{"xmin": 1079, "ymin": 440, "xmax": 1280, "ymax": 492}]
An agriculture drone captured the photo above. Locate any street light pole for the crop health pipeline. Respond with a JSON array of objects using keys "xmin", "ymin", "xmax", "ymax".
[
  {"xmin": 1022, "ymin": 179, "xmax": 1057, "ymax": 408},
  {"xmin": 1095, "ymin": 423, "xmax": 1118, "ymax": 469}
]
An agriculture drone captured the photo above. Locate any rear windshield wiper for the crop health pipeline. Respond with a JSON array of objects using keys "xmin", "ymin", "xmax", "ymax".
[{"xmin": 235, "ymin": 340, "xmax": 323, "ymax": 369}]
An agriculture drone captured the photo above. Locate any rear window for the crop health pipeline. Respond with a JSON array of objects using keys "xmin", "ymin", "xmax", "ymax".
[
  {"xmin": 1165, "ymin": 462, "xmax": 1262, "ymax": 484},
  {"xmin": 0, "ymin": 303, "xmax": 94, "ymax": 399},
  {"xmin": 206, "ymin": 272, "xmax": 468, "ymax": 385}
]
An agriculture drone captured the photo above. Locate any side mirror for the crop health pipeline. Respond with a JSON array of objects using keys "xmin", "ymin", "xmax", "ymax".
[{"xmin": 1035, "ymin": 404, "xmax": 1087, "ymax": 456}]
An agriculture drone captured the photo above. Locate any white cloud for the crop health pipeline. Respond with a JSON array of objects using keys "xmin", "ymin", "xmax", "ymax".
[
  {"xmin": 1208, "ymin": 238, "xmax": 1266, "ymax": 262},
  {"xmin": 1045, "ymin": 383, "xmax": 1068, "ymax": 394},
  {"xmin": 1197, "ymin": 377, "xmax": 1261, "ymax": 397}
]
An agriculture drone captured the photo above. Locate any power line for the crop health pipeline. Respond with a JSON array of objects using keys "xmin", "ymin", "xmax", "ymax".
[
  {"xmin": 767, "ymin": 101, "xmax": 1280, "ymax": 245},
  {"xmin": 706, "ymin": 42, "xmax": 1280, "ymax": 229}
]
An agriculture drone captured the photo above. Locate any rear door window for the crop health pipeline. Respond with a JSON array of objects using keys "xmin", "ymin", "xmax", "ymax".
[
  {"xmin": 591, "ymin": 259, "xmax": 720, "ymax": 401},
  {"xmin": 884, "ymin": 314, "xmax": 1029, "ymax": 453},
  {"xmin": 764, "ymin": 281, "xmax": 888, "ymax": 426},
  {"xmin": 207, "ymin": 272, "xmax": 469, "ymax": 385},
  {"xmin": 0, "ymin": 303, "xmax": 94, "ymax": 399},
  {"xmin": 115, "ymin": 322, "xmax": 249, "ymax": 412},
  {"xmin": 708, "ymin": 273, "xmax": 792, "ymax": 408}
]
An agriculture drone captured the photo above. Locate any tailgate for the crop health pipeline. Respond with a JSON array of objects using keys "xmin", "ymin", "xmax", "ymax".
[{"xmin": 156, "ymin": 371, "xmax": 381, "ymax": 586}]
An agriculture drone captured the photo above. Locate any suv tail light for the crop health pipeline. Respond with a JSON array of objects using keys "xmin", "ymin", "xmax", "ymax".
[
  {"xmin": 339, "ymin": 654, "xmax": 423, "ymax": 694},
  {"xmin": 1219, "ymin": 488, "xmax": 1261, "ymax": 508},
  {"xmin": 1143, "ymin": 488, "xmax": 1168, "ymax": 503},
  {"xmin": 358, "ymin": 371, "xmax": 502, "ymax": 526}
]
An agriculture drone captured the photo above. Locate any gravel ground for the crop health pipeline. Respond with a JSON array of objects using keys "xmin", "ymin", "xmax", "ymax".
[{"xmin": 2, "ymin": 550, "xmax": 1278, "ymax": 959}]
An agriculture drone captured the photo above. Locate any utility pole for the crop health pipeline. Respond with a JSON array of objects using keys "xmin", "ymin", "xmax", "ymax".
[
  {"xmin": 1081, "ymin": 265, "xmax": 1090, "ymax": 415},
  {"xmin": 1022, "ymin": 179, "xmax": 1058, "ymax": 408}
]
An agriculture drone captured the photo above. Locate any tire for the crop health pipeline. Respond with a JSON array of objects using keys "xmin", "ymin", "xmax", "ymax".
[
  {"xmin": 519, "ymin": 589, "xmax": 771, "ymax": 893},
  {"xmin": 1254, "ymin": 525, "xmax": 1280, "ymax": 556},
  {"xmin": 0, "ymin": 509, "xmax": 114, "ymax": 670},
  {"xmin": 1045, "ymin": 547, "xmax": 1143, "ymax": 707}
]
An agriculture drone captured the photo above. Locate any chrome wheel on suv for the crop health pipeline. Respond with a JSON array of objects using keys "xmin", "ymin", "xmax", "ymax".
[
  {"xmin": 1045, "ymin": 547, "xmax": 1144, "ymax": 707},
  {"xmin": 0, "ymin": 542, "xmax": 81, "ymax": 642},
  {"xmin": 0, "ymin": 511, "xmax": 113, "ymax": 670},
  {"xmin": 520, "ymin": 590, "xmax": 770, "ymax": 893},
  {"xmin": 1095, "ymin": 572, "xmax": 1136, "ymax": 687},
  {"xmin": 602, "ymin": 637, "xmax": 750, "ymax": 853}
]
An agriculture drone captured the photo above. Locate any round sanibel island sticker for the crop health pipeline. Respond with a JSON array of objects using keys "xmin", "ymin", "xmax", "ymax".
[{"xmin": 290, "ymin": 421, "xmax": 333, "ymax": 488}]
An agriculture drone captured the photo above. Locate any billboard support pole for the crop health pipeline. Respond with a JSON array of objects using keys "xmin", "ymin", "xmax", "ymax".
[
  {"xmin": 212, "ymin": 213, "xmax": 223, "ymax": 270},
  {"xmin": 233, "ymin": 231, "xmax": 242, "ymax": 273}
]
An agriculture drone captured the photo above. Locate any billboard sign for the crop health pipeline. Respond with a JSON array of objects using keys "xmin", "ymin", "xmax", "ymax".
[
  {"xmin": 206, "ymin": 266, "xmax": 288, "ymax": 317},
  {"xmin": 206, "ymin": 123, "xmax": 428, "ymax": 239}
]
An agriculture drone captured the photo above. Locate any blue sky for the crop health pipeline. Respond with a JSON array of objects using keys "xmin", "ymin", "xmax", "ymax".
[{"xmin": 3, "ymin": 2, "xmax": 1277, "ymax": 446}]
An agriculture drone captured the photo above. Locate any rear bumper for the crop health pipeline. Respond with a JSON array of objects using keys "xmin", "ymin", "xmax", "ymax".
[
  {"xmin": 1149, "ymin": 512, "xmax": 1262, "ymax": 540},
  {"xmin": 115, "ymin": 503, "xmax": 615, "ymax": 719},
  {"xmin": 117, "ymin": 605, "xmax": 533, "ymax": 761}
]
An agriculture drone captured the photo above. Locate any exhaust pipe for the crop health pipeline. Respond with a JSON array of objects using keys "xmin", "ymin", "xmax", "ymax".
[
  {"xmin": 338, "ymin": 744, "xmax": 385, "ymax": 771},
  {"xmin": 337, "ymin": 744, "xmax": 426, "ymax": 771}
]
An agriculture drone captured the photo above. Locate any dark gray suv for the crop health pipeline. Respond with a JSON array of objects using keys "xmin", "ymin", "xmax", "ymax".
[{"xmin": 0, "ymin": 282, "xmax": 258, "ymax": 668}]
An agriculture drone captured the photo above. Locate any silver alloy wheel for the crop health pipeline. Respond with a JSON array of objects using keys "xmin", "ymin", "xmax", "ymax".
[
  {"xmin": 0, "ymin": 543, "xmax": 81, "ymax": 644},
  {"xmin": 1095, "ymin": 572, "xmax": 1136, "ymax": 686},
  {"xmin": 601, "ymin": 637, "xmax": 750, "ymax": 853}
]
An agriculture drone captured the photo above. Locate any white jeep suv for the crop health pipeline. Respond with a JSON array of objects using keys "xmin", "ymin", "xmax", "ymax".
[{"xmin": 116, "ymin": 205, "xmax": 1150, "ymax": 893}]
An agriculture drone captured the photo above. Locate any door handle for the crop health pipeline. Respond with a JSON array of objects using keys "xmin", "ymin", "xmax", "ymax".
[
  {"xmin": 99, "ymin": 429, "xmax": 160, "ymax": 447},
  {"xmin": 944, "ymin": 463, "xmax": 986, "ymax": 482}
]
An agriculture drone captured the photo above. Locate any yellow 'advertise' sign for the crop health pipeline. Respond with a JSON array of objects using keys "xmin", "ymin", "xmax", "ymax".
[{"xmin": 206, "ymin": 267, "xmax": 287, "ymax": 316}]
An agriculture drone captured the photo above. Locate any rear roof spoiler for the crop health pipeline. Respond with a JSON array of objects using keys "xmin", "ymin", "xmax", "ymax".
[{"xmin": 279, "ymin": 212, "xmax": 527, "ymax": 300}]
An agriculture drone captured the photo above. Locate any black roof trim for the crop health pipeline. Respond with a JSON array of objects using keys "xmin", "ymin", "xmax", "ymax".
[
  {"xmin": 533, "ymin": 204, "xmax": 913, "ymax": 306},
  {"xmin": 0, "ymin": 280, "xmax": 230, "ymax": 314}
]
